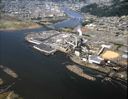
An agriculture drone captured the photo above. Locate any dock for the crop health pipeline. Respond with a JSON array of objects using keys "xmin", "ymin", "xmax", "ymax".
[
  {"xmin": 33, "ymin": 43, "xmax": 56, "ymax": 55},
  {"xmin": 25, "ymin": 36, "xmax": 42, "ymax": 45}
]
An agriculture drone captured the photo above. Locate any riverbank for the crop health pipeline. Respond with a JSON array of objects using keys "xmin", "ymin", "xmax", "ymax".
[
  {"xmin": 69, "ymin": 55, "xmax": 127, "ymax": 81},
  {"xmin": 25, "ymin": 27, "xmax": 127, "ymax": 82},
  {"xmin": 0, "ymin": 15, "xmax": 41, "ymax": 31},
  {"xmin": 0, "ymin": 21, "xmax": 41, "ymax": 31}
]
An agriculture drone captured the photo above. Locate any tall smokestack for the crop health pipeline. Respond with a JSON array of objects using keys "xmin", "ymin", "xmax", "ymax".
[{"xmin": 76, "ymin": 25, "xmax": 82, "ymax": 36}]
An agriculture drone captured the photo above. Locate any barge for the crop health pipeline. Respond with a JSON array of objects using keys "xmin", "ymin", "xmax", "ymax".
[{"xmin": 66, "ymin": 65, "xmax": 96, "ymax": 81}]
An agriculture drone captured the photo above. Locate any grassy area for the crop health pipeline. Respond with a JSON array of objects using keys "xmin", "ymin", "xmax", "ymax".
[
  {"xmin": 0, "ymin": 21, "xmax": 41, "ymax": 30},
  {"xmin": 0, "ymin": 15, "xmax": 41, "ymax": 30}
]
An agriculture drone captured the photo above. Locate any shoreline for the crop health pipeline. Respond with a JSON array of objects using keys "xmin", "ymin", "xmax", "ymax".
[
  {"xmin": 0, "ymin": 15, "xmax": 42, "ymax": 31},
  {"xmin": 0, "ymin": 24, "xmax": 42, "ymax": 31},
  {"xmin": 69, "ymin": 55, "xmax": 127, "ymax": 81},
  {"xmin": 25, "ymin": 30, "xmax": 127, "ymax": 82}
]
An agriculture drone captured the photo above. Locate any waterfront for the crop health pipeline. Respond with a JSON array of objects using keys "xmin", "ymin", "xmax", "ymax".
[{"xmin": 0, "ymin": 28, "xmax": 127, "ymax": 99}]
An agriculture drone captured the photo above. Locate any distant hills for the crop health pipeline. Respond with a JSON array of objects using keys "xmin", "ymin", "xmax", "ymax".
[{"xmin": 81, "ymin": 0, "xmax": 128, "ymax": 17}]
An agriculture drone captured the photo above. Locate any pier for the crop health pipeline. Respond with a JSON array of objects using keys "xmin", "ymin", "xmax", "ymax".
[
  {"xmin": 25, "ymin": 30, "xmax": 78, "ymax": 55},
  {"xmin": 33, "ymin": 43, "xmax": 56, "ymax": 55}
]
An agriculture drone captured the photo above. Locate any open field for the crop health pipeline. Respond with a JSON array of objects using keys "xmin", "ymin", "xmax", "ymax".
[{"xmin": 0, "ymin": 15, "xmax": 41, "ymax": 30}]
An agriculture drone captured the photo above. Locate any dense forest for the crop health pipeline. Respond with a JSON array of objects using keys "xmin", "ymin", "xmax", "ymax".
[{"xmin": 81, "ymin": 0, "xmax": 128, "ymax": 17}]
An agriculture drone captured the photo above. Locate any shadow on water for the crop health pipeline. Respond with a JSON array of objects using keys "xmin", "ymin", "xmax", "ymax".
[
  {"xmin": 0, "ymin": 28, "xmax": 127, "ymax": 99},
  {"xmin": 81, "ymin": 0, "xmax": 128, "ymax": 17}
]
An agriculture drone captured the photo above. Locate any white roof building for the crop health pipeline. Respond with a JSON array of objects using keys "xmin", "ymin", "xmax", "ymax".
[{"xmin": 88, "ymin": 55, "xmax": 104, "ymax": 64}]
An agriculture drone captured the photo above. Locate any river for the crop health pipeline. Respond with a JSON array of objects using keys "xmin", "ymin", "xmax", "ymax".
[{"xmin": 0, "ymin": 28, "xmax": 126, "ymax": 99}]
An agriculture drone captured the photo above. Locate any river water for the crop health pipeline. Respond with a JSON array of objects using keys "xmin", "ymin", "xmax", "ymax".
[{"xmin": 0, "ymin": 28, "xmax": 126, "ymax": 99}]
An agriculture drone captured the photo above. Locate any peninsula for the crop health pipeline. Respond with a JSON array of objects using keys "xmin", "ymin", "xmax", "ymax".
[{"xmin": 25, "ymin": 6, "xmax": 127, "ymax": 83}]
